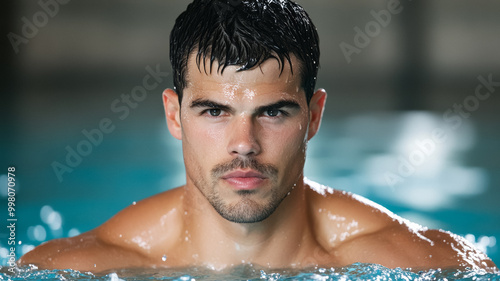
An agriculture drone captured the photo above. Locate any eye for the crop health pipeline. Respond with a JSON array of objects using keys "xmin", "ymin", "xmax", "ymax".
[
  {"xmin": 266, "ymin": 109, "xmax": 281, "ymax": 117},
  {"xmin": 264, "ymin": 109, "xmax": 289, "ymax": 118},
  {"xmin": 208, "ymin": 109, "xmax": 222, "ymax": 116}
]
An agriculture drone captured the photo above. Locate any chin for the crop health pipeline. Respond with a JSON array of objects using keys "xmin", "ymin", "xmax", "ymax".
[{"xmin": 211, "ymin": 194, "xmax": 284, "ymax": 224}]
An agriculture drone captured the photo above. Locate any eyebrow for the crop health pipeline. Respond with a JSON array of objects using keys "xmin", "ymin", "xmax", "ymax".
[
  {"xmin": 189, "ymin": 98, "xmax": 301, "ymax": 114},
  {"xmin": 190, "ymin": 99, "xmax": 233, "ymax": 113},
  {"xmin": 256, "ymin": 100, "xmax": 301, "ymax": 113}
]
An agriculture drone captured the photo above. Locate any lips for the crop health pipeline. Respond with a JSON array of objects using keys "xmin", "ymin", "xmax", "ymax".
[{"xmin": 221, "ymin": 170, "xmax": 267, "ymax": 190}]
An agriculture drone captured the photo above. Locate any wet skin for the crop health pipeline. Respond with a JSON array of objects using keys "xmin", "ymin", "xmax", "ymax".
[{"xmin": 19, "ymin": 55, "xmax": 498, "ymax": 273}]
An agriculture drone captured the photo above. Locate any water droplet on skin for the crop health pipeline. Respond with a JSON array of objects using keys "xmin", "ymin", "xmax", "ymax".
[
  {"xmin": 162, "ymin": 255, "xmax": 167, "ymax": 261},
  {"xmin": 184, "ymin": 211, "xmax": 188, "ymax": 215},
  {"xmin": 132, "ymin": 201, "xmax": 136, "ymax": 205}
]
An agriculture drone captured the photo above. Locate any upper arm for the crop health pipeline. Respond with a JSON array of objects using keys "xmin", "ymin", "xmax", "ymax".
[
  {"xmin": 18, "ymin": 231, "xmax": 149, "ymax": 272},
  {"xmin": 18, "ymin": 189, "xmax": 184, "ymax": 272},
  {"xmin": 421, "ymin": 229, "xmax": 498, "ymax": 272}
]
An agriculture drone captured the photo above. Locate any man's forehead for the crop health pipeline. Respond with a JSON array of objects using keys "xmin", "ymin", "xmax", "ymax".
[{"xmin": 184, "ymin": 53, "xmax": 302, "ymax": 90}]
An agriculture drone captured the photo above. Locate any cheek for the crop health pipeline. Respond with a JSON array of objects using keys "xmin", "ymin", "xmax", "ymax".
[
  {"xmin": 181, "ymin": 122, "xmax": 221, "ymax": 187},
  {"xmin": 182, "ymin": 119, "xmax": 225, "ymax": 163},
  {"xmin": 262, "ymin": 121, "xmax": 308, "ymax": 161}
]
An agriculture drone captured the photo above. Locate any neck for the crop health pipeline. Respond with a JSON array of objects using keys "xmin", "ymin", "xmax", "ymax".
[{"xmin": 182, "ymin": 178, "xmax": 313, "ymax": 269}]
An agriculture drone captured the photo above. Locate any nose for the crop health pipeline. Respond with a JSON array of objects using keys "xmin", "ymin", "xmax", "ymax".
[{"xmin": 227, "ymin": 116, "xmax": 261, "ymax": 157}]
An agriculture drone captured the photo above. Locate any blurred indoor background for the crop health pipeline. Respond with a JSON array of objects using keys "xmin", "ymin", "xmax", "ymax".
[{"xmin": 1, "ymin": 0, "xmax": 499, "ymax": 266}]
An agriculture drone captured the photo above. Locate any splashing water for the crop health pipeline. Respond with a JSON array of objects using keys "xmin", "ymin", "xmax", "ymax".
[{"xmin": 1, "ymin": 263, "xmax": 499, "ymax": 280}]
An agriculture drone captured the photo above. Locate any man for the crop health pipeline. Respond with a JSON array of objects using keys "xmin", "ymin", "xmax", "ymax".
[{"xmin": 20, "ymin": 0, "xmax": 497, "ymax": 273}]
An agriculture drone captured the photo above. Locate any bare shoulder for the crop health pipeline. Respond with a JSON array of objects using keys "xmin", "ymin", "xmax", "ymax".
[
  {"xmin": 337, "ymin": 223, "xmax": 497, "ymax": 271},
  {"xmin": 306, "ymin": 179, "xmax": 397, "ymax": 248},
  {"xmin": 19, "ymin": 187, "xmax": 186, "ymax": 272},
  {"xmin": 305, "ymin": 179, "xmax": 498, "ymax": 272},
  {"xmin": 96, "ymin": 186, "xmax": 185, "ymax": 253}
]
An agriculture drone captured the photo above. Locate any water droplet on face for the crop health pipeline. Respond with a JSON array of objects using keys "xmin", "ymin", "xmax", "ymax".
[
  {"xmin": 132, "ymin": 201, "xmax": 136, "ymax": 205},
  {"xmin": 162, "ymin": 255, "xmax": 167, "ymax": 261}
]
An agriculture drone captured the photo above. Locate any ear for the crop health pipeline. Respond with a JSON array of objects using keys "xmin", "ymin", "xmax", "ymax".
[
  {"xmin": 162, "ymin": 89, "xmax": 182, "ymax": 140},
  {"xmin": 307, "ymin": 89, "xmax": 327, "ymax": 140}
]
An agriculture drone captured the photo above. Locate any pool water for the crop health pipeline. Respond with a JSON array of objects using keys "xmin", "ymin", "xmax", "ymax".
[{"xmin": 1, "ymin": 263, "xmax": 499, "ymax": 280}]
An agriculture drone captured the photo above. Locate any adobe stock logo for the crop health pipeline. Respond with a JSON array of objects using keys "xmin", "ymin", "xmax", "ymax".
[
  {"xmin": 51, "ymin": 64, "xmax": 169, "ymax": 182},
  {"xmin": 385, "ymin": 74, "xmax": 499, "ymax": 186},
  {"xmin": 340, "ymin": 0, "xmax": 409, "ymax": 64},
  {"xmin": 7, "ymin": 0, "xmax": 71, "ymax": 54}
]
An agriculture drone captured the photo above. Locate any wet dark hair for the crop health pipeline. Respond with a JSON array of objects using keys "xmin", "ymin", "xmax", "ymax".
[{"xmin": 170, "ymin": 0, "xmax": 320, "ymax": 104}]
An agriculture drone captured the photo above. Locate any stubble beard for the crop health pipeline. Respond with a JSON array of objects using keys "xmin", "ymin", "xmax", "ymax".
[{"xmin": 201, "ymin": 157, "xmax": 291, "ymax": 223}]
